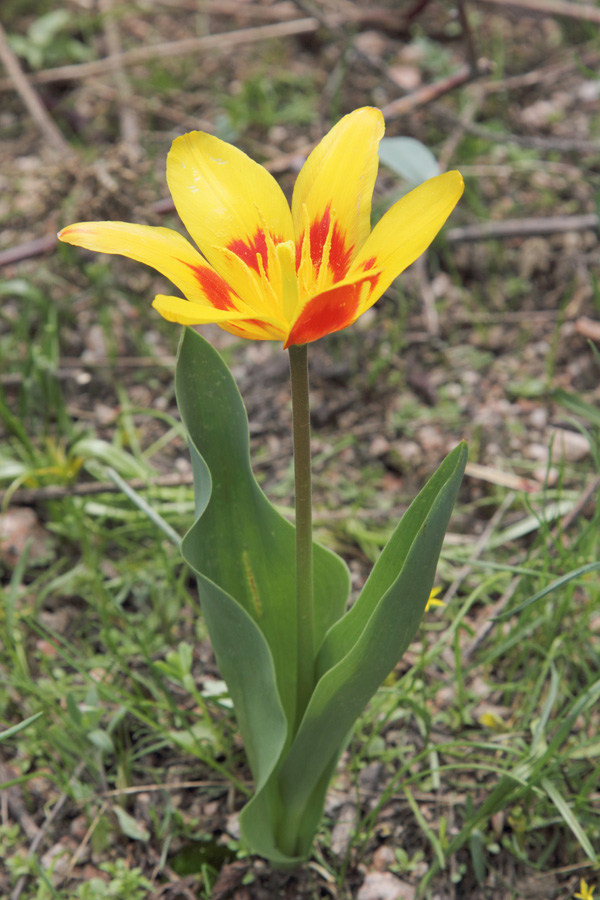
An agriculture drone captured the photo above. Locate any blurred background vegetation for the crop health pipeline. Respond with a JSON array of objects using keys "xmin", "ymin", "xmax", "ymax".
[{"xmin": 0, "ymin": 1, "xmax": 599, "ymax": 898}]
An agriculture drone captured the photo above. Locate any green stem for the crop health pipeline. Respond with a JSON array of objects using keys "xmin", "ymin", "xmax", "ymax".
[{"xmin": 288, "ymin": 343, "xmax": 314, "ymax": 730}]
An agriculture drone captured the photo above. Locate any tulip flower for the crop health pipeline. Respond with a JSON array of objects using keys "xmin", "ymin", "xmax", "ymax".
[
  {"xmin": 59, "ymin": 108, "xmax": 466, "ymax": 866},
  {"xmin": 58, "ymin": 107, "xmax": 462, "ymax": 349}
]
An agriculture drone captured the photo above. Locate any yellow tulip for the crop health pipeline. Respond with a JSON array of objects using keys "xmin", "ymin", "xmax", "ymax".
[{"xmin": 59, "ymin": 107, "xmax": 463, "ymax": 348}]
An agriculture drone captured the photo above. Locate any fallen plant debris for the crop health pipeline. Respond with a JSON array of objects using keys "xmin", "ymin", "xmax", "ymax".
[{"xmin": 1, "ymin": 1, "xmax": 599, "ymax": 898}]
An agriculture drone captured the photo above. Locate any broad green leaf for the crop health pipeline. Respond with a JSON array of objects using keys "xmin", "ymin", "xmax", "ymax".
[
  {"xmin": 113, "ymin": 806, "xmax": 150, "ymax": 842},
  {"xmin": 240, "ymin": 742, "xmax": 343, "ymax": 866},
  {"xmin": 378, "ymin": 137, "xmax": 441, "ymax": 187},
  {"xmin": 273, "ymin": 443, "xmax": 467, "ymax": 857},
  {"xmin": 175, "ymin": 328, "xmax": 349, "ymax": 796},
  {"xmin": 88, "ymin": 729, "xmax": 115, "ymax": 754},
  {"xmin": 317, "ymin": 442, "xmax": 468, "ymax": 675},
  {"xmin": 175, "ymin": 328, "xmax": 465, "ymax": 864}
]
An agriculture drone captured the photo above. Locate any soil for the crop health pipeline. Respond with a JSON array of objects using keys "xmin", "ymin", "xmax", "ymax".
[{"xmin": 1, "ymin": 1, "xmax": 599, "ymax": 898}]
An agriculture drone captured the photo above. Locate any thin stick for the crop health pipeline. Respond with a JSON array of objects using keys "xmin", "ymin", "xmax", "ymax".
[
  {"xmin": 0, "ymin": 18, "xmax": 319, "ymax": 90},
  {"xmin": 9, "ymin": 762, "xmax": 86, "ymax": 900},
  {"xmin": 0, "ymin": 21, "xmax": 73, "ymax": 157},
  {"xmin": 477, "ymin": 0, "xmax": 600, "ymax": 24},
  {"xmin": 98, "ymin": 0, "xmax": 140, "ymax": 161},
  {"xmin": 446, "ymin": 213, "xmax": 598, "ymax": 243},
  {"xmin": 0, "ymin": 235, "xmax": 56, "ymax": 267},
  {"xmin": 482, "ymin": 48, "xmax": 600, "ymax": 93},
  {"xmin": 438, "ymin": 87, "xmax": 484, "ymax": 172},
  {"xmin": 457, "ymin": 0, "xmax": 479, "ymax": 74},
  {"xmin": 0, "ymin": 472, "xmax": 194, "ymax": 506},
  {"xmin": 434, "ymin": 104, "xmax": 600, "ymax": 154},
  {"xmin": 381, "ymin": 61, "xmax": 492, "ymax": 119}
]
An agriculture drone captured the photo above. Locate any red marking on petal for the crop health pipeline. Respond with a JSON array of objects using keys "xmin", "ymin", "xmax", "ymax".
[
  {"xmin": 177, "ymin": 259, "xmax": 238, "ymax": 310},
  {"xmin": 360, "ymin": 256, "xmax": 377, "ymax": 271},
  {"xmin": 329, "ymin": 222, "xmax": 354, "ymax": 282},
  {"xmin": 296, "ymin": 206, "xmax": 354, "ymax": 283},
  {"xmin": 286, "ymin": 283, "xmax": 361, "ymax": 347},
  {"xmin": 227, "ymin": 229, "xmax": 281, "ymax": 275},
  {"xmin": 285, "ymin": 271, "xmax": 382, "ymax": 347},
  {"xmin": 309, "ymin": 206, "xmax": 331, "ymax": 271}
]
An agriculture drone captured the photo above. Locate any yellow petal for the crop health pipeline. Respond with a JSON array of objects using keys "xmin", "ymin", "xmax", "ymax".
[
  {"xmin": 285, "ymin": 268, "xmax": 382, "ymax": 348},
  {"xmin": 291, "ymin": 108, "xmax": 384, "ymax": 291},
  {"xmin": 152, "ymin": 294, "xmax": 250, "ymax": 326},
  {"xmin": 58, "ymin": 221, "xmax": 245, "ymax": 313},
  {"xmin": 153, "ymin": 296, "xmax": 287, "ymax": 342},
  {"xmin": 349, "ymin": 170, "xmax": 464, "ymax": 317},
  {"xmin": 166, "ymin": 131, "xmax": 295, "ymax": 310}
]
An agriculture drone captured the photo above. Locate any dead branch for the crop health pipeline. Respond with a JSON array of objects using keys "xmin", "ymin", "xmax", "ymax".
[
  {"xmin": 98, "ymin": 0, "xmax": 140, "ymax": 162},
  {"xmin": 434, "ymin": 103, "xmax": 600, "ymax": 153},
  {"xmin": 3, "ymin": 191, "xmax": 597, "ymax": 274},
  {"xmin": 0, "ymin": 21, "xmax": 74, "ymax": 157},
  {"xmin": 575, "ymin": 316, "xmax": 600, "ymax": 343},
  {"xmin": 0, "ymin": 472, "xmax": 194, "ymax": 507},
  {"xmin": 381, "ymin": 61, "xmax": 493, "ymax": 119},
  {"xmin": 0, "ymin": 235, "xmax": 57, "ymax": 267},
  {"xmin": 482, "ymin": 47, "xmax": 600, "ymax": 93},
  {"xmin": 447, "ymin": 213, "xmax": 598, "ymax": 243},
  {"xmin": 476, "ymin": 0, "xmax": 600, "ymax": 25},
  {"xmin": 438, "ymin": 86, "xmax": 485, "ymax": 171},
  {"xmin": 0, "ymin": 18, "xmax": 319, "ymax": 91}
]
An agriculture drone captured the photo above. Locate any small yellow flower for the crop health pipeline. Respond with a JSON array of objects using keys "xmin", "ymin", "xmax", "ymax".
[
  {"xmin": 425, "ymin": 586, "xmax": 446, "ymax": 612},
  {"xmin": 575, "ymin": 878, "xmax": 595, "ymax": 900},
  {"xmin": 479, "ymin": 711, "xmax": 507, "ymax": 732},
  {"xmin": 59, "ymin": 108, "xmax": 463, "ymax": 348}
]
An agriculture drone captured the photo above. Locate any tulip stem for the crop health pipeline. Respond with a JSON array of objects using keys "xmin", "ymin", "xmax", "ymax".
[{"xmin": 288, "ymin": 343, "xmax": 314, "ymax": 728}]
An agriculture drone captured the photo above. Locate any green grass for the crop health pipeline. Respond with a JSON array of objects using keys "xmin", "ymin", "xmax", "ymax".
[
  {"xmin": 1, "ymin": 254, "xmax": 599, "ymax": 898},
  {"xmin": 2, "ymin": 2, "xmax": 600, "ymax": 893}
]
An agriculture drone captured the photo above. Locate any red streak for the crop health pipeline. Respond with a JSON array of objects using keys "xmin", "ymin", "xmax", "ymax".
[
  {"xmin": 296, "ymin": 206, "xmax": 354, "ymax": 283},
  {"xmin": 177, "ymin": 259, "xmax": 237, "ymax": 310},
  {"xmin": 286, "ymin": 271, "xmax": 382, "ymax": 347},
  {"xmin": 227, "ymin": 229, "xmax": 281, "ymax": 275}
]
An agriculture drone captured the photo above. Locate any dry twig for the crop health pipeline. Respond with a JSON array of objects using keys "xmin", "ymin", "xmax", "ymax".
[
  {"xmin": 0, "ymin": 472, "xmax": 194, "ymax": 507},
  {"xmin": 477, "ymin": 0, "xmax": 600, "ymax": 25},
  {"xmin": 434, "ymin": 104, "xmax": 600, "ymax": 153},
  {"xmin": 0, "ymin": 21, "xmax": 74, "ymax": 157},
  {"xmin": 382, "ymin": 61, "xmax": 493, "ymax": 119},
  {"xmin": 482, "ymin": 47, "xmax": 600, "ymax": 93},
  {"xmin": 9, "ymin": 763, "xmax": 86, "ymax": 900},
  {"xmin": 0, "ymin": 18, "xmax": 319, "ymax": 90},
  {"xmin": 446, "ymin": 213, "xmax": 598, "ymax": 243},
  {"xmin": 98, "ymin": 0, "xmax": 140, "ymax": 162}
]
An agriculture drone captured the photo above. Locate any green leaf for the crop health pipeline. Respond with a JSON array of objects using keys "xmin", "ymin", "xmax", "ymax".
[
  {"xmin": 74, "ymin": 437, "xmax": 152, "ymax": 480},
  {"xmin": 176, "ymin": 329, "xmax": 349, "ymax": 734},
  {"xmin": 175, "ymin": 328, "xmax": 349, "ymax": 856},
  {"xmin": 541, "ymin": 777, "xmax": 597, "ymax": 861},
  {"xmin": 273, "ymin": 443, "xmax": 467, "ymax": 858},
  {"xmin": 113, "ymin": 806, "xmax": 150, "ymax": 842},
  {"xmin": 88, "ymin": 729, "xmax": 115, "ymax": 754},
  {"xmin": 317, "ymin": 442, "xmax": 468, "ymax": 675},
  {"xmin": 169, "ymin": 722, "xmax": 218, "ymax": 753},
  {"xmin": 378, "ymin": 137, "xmax": 441, "ymax": 187},
  {"xmin": 493, "ymin": 561, "xmax": 600, "ymax": 621},
  {"xmin": 552, "ymin": 387, "xmax": 600, "ymax": 427},
  {"xmin": 175, "ymin": 328, "xmax": 465, "ymax": 864}
]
